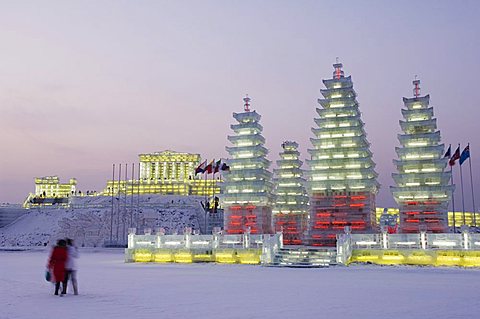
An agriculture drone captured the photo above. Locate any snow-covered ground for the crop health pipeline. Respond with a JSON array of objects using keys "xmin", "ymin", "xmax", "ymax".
[{"xmin": 1, "ymin": 249, "xmax": 479, "ymax": 319}]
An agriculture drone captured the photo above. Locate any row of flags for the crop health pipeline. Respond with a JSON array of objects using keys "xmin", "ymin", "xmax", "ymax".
[
  {"xmin": 445, "ymin": 144, "xmax": 470, "ymax": 166},
  {"xmin": 195, "ymin": 159, "xmax": 230, "ymax": 175}
]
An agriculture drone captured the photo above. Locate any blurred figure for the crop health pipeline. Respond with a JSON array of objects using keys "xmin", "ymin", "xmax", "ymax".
[
  {"xmin": 48, "ymin": 239, "xmax": 68, "ymax": 296},
  {"xmin": 65, "ymin": 238, "xmax": 79, "ymax": 295}
]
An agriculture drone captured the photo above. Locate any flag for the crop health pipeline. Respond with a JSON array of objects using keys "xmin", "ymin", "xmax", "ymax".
[
  {"xmin": 214, "ymin": 159, "xmax": 222, "ymax": 173},
  {"xmin": 195, "ymin": 160, "xmax": 207, "ymax": 174},
  {"xmin": 220, "ymin": 162, "xmax": 230, "ymax": 171},
  {"xmin": 444, "ymin": 145, "xmax": 451, "ymax": 158},
  {"xmin": 460, "ymin": 145, "xmax": 470, "ymax": 165},
  {"xmin": 449, "ymin": 146, "xmax": 461, "ymax": 166},
  {"xmin": 204, "ymin": 159, "xmax": 215, "ymax": 174}
]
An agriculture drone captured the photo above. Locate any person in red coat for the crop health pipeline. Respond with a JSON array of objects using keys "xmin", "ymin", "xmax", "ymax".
[{"xmin": 48, "ymin": 239, "xmax": 68, "ymax": 296}]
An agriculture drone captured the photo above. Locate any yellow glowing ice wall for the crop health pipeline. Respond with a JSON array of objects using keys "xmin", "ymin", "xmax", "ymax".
[
  {"xmin": 391, "ymin": 80, "xmax": 453, "ymax": 233},
  {"xmin": 139, "ymin": 151, "xmax": 200, "ymax": 182}
]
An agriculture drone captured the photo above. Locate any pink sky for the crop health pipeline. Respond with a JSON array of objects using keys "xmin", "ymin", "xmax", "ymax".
[{"xmin": 1, "ymin": 1, "xmax": 479, "ymax": 208}]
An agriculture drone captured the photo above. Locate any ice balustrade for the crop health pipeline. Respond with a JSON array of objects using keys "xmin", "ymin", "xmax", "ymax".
[
  {"xmin": 126, "ymin": 228, "xmax": 282, "ymax": 264},
  {"xmin": 337, "ymin": 228, "xmax": 480, "ymax": 265}
]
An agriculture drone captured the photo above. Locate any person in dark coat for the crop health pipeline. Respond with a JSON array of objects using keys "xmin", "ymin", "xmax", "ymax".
[{"xmin": 48, "ymin": 239, "xmax": 68, "ymax": 296}]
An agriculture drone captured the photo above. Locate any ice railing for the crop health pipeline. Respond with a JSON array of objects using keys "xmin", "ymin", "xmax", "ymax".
[
  {"xmin": 127, "ymin": 228, "xmax": 282, "ymax": 263},
  {"xmin": 337, "ymin": 228, "xmax": 480, "ymax": 263}
]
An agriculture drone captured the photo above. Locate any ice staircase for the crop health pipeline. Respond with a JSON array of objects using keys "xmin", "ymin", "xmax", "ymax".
[{"xmin": 270, "ymin": 247, "xmax": 337, "ymax": 268}]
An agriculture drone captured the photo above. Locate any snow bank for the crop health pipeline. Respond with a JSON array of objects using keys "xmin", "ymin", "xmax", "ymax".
[{"xmin": 0, "ymin": 195, "xmax": 205, "ymax": 247}]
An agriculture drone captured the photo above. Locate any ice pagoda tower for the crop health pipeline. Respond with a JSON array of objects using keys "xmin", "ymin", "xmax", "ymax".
[
  {"xmin": 272, "ymin": 141, "xmax": 309, "ymax": 245},
  {"xmin": 307, "ymin": 62, "xmax": 379, "ymax": 246},
  {"xmin": 221, "ymin": 96, "xmax": 274, "ymax": 234},
  {"xmin": 391, "ymin": 79, "xmax": 453, "ymax": 233}
]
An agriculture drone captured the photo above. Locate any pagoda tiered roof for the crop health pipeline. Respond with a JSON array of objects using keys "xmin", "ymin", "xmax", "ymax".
[
  {"xmin": 316, "ymin": 106, "xmax": 360, "ymax": 118},
  {"xmin": 402, "ymin": 94, "xmax": 430, "ymax": 106},
  {"xmin": 225, "ymin": 169, "xmax": 272, "ymax": 181},
  {"xmin": 309, "ymin": 136, "xmax": 370, "ymax": 148},
  {"xmin": 227, "ymin": 134, "xmax": 265, "ymax": 144},
  {"xmin": 392, "ymin": 171, "xmax": 452, "ymax": 186},
  {"xmin": 227, "ymin": 157, "xmax": 271, "ymax": 169},
  {"xmin": 307, "ymin": 146, "xmax": 373, "ymax": 158},
  {"xmin": 311, "ymin": 126, "xmax": 367, "ymax": 138},
  {"xmin": 233, "ymin": 110, "xmax": 261, "ymax": 122},
  {"xmin": 317, "ymin": 97, "xmax": 358, "ymax": 109},
  {"xmin": 397, "ymin": 131, "xmax": 441, "ymax": 146},
  {"xmin": 395, "ymin": 144, "xmax": 445, "ymax": 159},
  {"xmin": 230, "ymin": 121, "xmax": 263, "ymax": 134},
  {"xmin": 225, "ymin": 145, "xmax": 268, "ymax": 157},
  {"xmin": 320, "ymin": 86, "xmax": 356, "ymax": 98},
  {"xmin": 401, "ymin": 106, "xmax": 434, "ymax": 119},
  {"xmin": 322, "ymin": 75, "xmax": 353, "ymax": 89},
  {"xmin": 399, "ymin": 118, "xmax": 437, "ymax": 133},
  {"xmin": 393, "ymin": 157, "xmax": 448, "ymax": 170},
  {"xmin": 307, "ymin": 157, "xmax": 375, "ymax": 169}
]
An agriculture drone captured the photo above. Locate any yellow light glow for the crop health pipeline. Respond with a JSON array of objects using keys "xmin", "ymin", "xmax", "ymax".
[
  {"xmin": 346, "ymin": 164, "xmax": 361, "ymax": 168},
  {"xmin": 408, "ymin": 142, "xmax": 428, "ymax": 147},
  {"xmin": 406, "ymin": 182, "xmax": 420, "ymax": 186},
  {"xmin": 347, "ymin": 175, "xmax": 362, "ymax": 179}
]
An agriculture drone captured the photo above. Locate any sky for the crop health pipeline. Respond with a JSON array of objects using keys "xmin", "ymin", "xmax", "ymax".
[{"xmin": 0, "ymin": 0, "xmax": 479, "ymax": 208}]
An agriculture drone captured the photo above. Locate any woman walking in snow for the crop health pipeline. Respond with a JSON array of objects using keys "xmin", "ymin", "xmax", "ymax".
[
  {"xmin": 48, "ymin": 239, "xmax": 68, "ymax": 296},
  {"xmin": 65, "ymin": 238, "xmax": 79, "ymax": 295}
]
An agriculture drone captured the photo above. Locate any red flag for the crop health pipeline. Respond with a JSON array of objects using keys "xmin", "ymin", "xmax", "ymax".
[
  {"xmin": 204, "ymin": 159, "xmax": 214, "ymax": 174},
  {"xmin": 449, "ymin": 146, "xmax": 460, "ymax": 166}
]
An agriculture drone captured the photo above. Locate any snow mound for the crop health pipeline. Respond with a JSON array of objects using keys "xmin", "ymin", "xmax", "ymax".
[{"xmin": 0, "ymin": 195, "xmax": 206, "ymax": 247}]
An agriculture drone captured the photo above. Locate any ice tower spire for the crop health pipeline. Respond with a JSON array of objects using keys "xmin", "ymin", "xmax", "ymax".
[
  {"xmin": 413, "ymin": 77, "xmax": 421, "ymax": 98},
  {"xmin": 243, "ymin": 94, "xmax": 251, "ymax": 112}
]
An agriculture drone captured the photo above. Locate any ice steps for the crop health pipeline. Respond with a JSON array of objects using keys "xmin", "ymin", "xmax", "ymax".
[{"xmin": 269, "ymin": 247, "xmax": 337, "ymax": 268}]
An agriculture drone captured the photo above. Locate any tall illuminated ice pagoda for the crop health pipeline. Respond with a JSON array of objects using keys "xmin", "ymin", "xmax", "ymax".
[
  {"xmin": 221, "ymin": 96, "xmax": 274, "ymax": 234},
  {"xmin": 307, "ymin": 62, "xmax": 379, "ymax": 246},
  {"xmin": 391, "ymin": 79, "xmax": 453, "ymax": 233},
  {"xmin": 272, "ymin": 141, "xmax": 309, "ymax": 244}
]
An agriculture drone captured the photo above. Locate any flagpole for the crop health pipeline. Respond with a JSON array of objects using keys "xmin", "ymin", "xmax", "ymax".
[
  {"xmin": 467, "ymin": 143, "xmax": 477, "ymax": 227},
  {"xmin": 110, "ymin": 164, "xmax": 115, "ymax": 243},
  {"xmin": 460, "ymin": 157, "xmax": 466, "ymax": 226},
  {"xmin": 204, "ymin": 167, "xmax": 208, "ymax": 234},
  {"xmin": 451, "ymin": 164, "xmax": 456, "ymax": 233}
]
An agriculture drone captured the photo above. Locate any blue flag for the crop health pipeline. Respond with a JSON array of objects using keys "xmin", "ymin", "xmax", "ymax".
[{"xmin": 460, "ymin": 145, "xmax": 470, "ymax": 165}]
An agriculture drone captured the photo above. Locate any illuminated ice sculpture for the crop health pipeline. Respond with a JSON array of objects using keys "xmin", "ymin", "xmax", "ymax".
[
  {"xmin": 307, "ymin": 62, "xmax": 380, "ymax": 246},
  {"xmin": 391, "ymin": 79, "xmax": 453, "ymax": 233},
  {"xmin": 272, "ymin": 141, "xmax": 309, "ymax": 244},
  {"xmin": 221, "ymin": 96, "xmax": 274, "ymax": 234}
]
